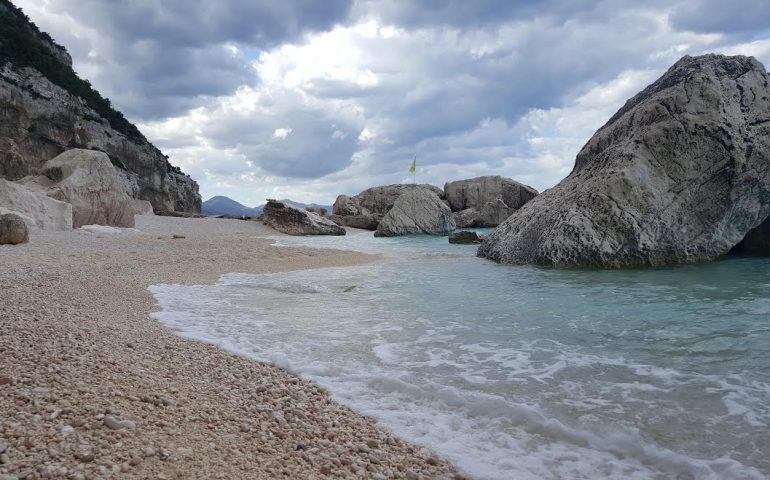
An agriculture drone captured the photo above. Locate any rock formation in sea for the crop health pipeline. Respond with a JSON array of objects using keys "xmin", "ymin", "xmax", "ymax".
[
  {"xmin": 479, "ymin": 54, "xmax": 770, "ymax": 267},
  {"xmin": 445, "ymin": 176, "xmax": 538, "ymax": 227},
  {"xmin": 19, "ymin": 149, "xmax": 136, "ymax": 228},
  {"xmin": 0, "ymin": 0, "xmax": 200, "ymax": 213},
  {"xmin": 332, "ymin": 178, "xmax": 535, "ymax": 232},
  {"xmin": 374, "ymin": 188, "xmax": 455, "ymax": 237},
  {"xmin": 263, "ymin": 199, "xmax": 345, "ymax": 236},
  {"xmin": 332, "ymin": 184, "xmax": 445, "ymax": 230}
]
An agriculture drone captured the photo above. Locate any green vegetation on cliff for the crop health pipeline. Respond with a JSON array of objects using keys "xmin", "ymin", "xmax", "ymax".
[{"xmin": 0, "ymin": 0, "xmax": 145, "ymax": 142}]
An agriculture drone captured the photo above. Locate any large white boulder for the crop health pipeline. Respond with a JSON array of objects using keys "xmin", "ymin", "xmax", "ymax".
[
  {"xmin": 0, "ymin": 178, "xmax": 72, "ymax": 230},
  {"xmin": 21, "ymin": 149, "xmax": 136, "ymax": 228}
]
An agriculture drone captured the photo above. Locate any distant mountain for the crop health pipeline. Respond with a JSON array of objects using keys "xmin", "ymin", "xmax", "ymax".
[
  {"xmin": 202, "ymin": 196, "xmax": 333, "ymax": 217},
  {"xmin": 202, "ymin": 196, "xmax": 263, "ymax": 217}
]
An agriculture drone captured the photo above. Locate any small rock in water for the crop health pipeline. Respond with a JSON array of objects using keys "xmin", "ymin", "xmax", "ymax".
[
  {"xmin": 103, "ymin": 415, "xmax": 136, "ymax": 430},
  {"xmin": 448, "ymin": 230, "xmax": 486, "ymax": 244}
]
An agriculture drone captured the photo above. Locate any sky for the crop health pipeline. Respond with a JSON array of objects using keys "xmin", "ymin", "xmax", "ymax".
[{"xmin": 16, "ymin": 0, "xmax": 770, "ymax": 206}]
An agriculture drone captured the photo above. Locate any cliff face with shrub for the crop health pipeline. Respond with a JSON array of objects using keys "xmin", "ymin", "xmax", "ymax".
[{"xmin": 0, "ymin": 0, "xmax": 200, "ymax": 213}]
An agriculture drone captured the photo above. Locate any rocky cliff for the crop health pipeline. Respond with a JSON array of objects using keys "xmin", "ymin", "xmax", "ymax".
[
  {"xmin": 479, "ymin": 54, "xmax": 770, "ymax": 267},
  {"xmin": 0, "ymin": 0, "xmax": 200, "ymax": 213}
]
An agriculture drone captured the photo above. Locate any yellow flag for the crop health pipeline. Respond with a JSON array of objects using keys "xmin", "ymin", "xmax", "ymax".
[{"xmin": 408, "ymin": 157, "xmax": 416, "ymax": 174}]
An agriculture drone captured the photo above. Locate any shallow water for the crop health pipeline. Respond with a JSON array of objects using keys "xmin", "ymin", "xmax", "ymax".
[{"xmin": 150, "ymin": 231, "xmax": 770, "ymax": 479}]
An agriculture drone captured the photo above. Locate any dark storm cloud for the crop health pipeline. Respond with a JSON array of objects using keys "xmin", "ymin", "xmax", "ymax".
[{"xmin": 20, "ymin": 0, "xmax": 353, "ymax": 119}]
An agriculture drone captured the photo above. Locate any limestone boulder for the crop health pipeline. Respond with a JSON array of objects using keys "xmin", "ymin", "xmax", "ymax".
[
  {"xmin": 130, "ymin": 199, "xmax": 155, "ymax": 216},
  {"xmin": 20, "ymin": 149, "xmax": 135, "ymax": 228},
  {"xmin": 263, "ymin": 200, "xmax": 345, "ymax": 236},
  {"xmin": 444, "ymin": 176, "xmax": 538, "ymax": 213},
  {"xmin": 479, "ymin": 54, "xmax": 770, "ymax": 267},
  {"xmin": 0, "ymin": 213, "xmax": 29, "ymax": 244},
  {"xmin": 374, "ymin": 188, "xmax": 455, "ymax": 237},
  {"xmin": 0, "ymin": 178, "xmax": 72, "ymax": 230},
  {"xmin": 333, "ymin": 184, "xmax": 444, "ymax": 230},
  {"xmin": 330, "ymin": 213, "xmax": 380, "ymax": 230},
  {"xmin": 305, "ymin": 207, "xmax": 327, "ymax": 216}
]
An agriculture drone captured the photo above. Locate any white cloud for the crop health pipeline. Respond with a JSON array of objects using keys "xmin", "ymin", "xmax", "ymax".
[{"xmin": 272, "ymin": 127, "xmax": 293, "ymax": 140}]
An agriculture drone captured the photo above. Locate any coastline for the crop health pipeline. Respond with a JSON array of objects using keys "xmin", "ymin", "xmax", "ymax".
[{"xmin": 0, "ymin": 215, "xmax": 462, "ymax": 479}]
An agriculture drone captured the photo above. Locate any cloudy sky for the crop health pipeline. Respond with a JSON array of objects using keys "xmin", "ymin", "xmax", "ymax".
[{"xmin": 17, "ymin": 0, "xmax": 770, "ymax": 206}]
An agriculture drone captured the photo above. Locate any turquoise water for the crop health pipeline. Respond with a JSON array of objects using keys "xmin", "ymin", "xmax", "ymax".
[{"xmin": 150, "ymin": 231, "xmax": 770, "ymax": 479}]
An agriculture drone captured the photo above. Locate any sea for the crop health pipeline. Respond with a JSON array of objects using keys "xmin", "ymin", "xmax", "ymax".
[{"xmin": 149, "ymin": 230, "xmax": 770, "ymax": 480}]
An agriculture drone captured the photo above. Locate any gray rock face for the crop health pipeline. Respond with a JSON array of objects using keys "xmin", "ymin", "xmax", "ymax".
[
  {"xmin": 374, "ymin": 189, "xmax": 455, "ymax": 237},
  {"xmin": 21, "ymin": 149, "xmax": 136, "ymax": 228},
  {"xmin": 305, "ymin": 207, "xmax": 327, "ymax": 216},
  {"xmin": 445, "ymin": 176, "xmax": 537, "ymax": 227},
  {"xmin": 449, "ymin": 230, "xmax": 486, "ymax": 244},
  {"xmin": 0, "ymin": 213, "xmax": 29, "ymax": 244},
  {"xmin": 333, "ymin": 184, "xmax": 444, "ymax": 230},
  {"xmin": 0, "ymin": 178, "xmax": 72, "ymax": 230},
  {"xmin": 263, "ymin": 200, "xmax": 345, "ymax": 236},
  {"xmin": 445, "ymin": 176, "xmax": 537, "ymax": 211},
  {"xmin": 0, "ymin": 65, "xmax": 200, "ymax": 213},
  {"xmin": 479, "ymin": 54, "xmax": 770, "ymax": 267}
]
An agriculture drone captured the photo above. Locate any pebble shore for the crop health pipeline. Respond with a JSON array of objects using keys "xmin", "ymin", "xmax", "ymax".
[{"xmin": 0, "ymin": 215, "xmax": 464, "ymax": 479}]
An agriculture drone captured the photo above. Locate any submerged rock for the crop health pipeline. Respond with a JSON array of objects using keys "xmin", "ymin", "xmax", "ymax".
[
  {"xmin": 0, "ymin": 212, "xmax": 28, "ymax": 244},
  {"xmin": 374, "ymin": 189, "xmax": 455, "ymax": 237},
  {"xmin": 479, "ymin": 54, "xmax": 770, "ymax": 267},
  {"xmin": 449, "ymin": 230, "xmax": 486, "ymax": 244},
  {"xmin": 264, "ymin": 200, "xmax": 345, "ymax": 236}
]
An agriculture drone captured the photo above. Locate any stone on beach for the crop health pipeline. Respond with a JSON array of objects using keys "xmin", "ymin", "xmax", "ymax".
[
  {"xmin": 0, "ymin": 213, "xmax": 28, "ymax": 244},
  {"xmin": 479, "ymin": 54, "xmax": 770, "ymax": 267},
  {"xmin": 0, "ymin": 178, "xmax": 73, "ymax": 231},
  {"xmin": 20, "ymin": 149, "xmax": 136, "ymax": 228},
  {"xmin": 263, "ymin": 199, "xmax": 345, "ymax": 236}
]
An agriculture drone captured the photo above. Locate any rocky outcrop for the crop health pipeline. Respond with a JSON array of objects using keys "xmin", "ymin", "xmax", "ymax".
[
  {"xmin": 479, "ymin": 54, "xmax": 770, "ymax": 267},
  {"xmin": 0, "ymin": 212, "xmax": 28, "ymax": 244},
  {"xmin": 449, "ymin": 230, "xmax": 486, "ymax": 244},
  {"xmin": 20, "ymin": 149, "xmax": 135, "ymax": 228},
  {"xmin": 445, "ymin": 176, "xmax": 537, "ymax": 227},
  {"xmin": 332, "ymin": 184, "xmax": 444, "ymax": 230},
  {"xmin": 0, "ymin": 178, "xmax": 72, "ymax": 230},
  {"xmin": 263, "ymin": 200, "xmax": 345, "ymax": 236},
  {"xmin": 0, "ymin": 2, "xmax": 200, "ymax": 213},
  {"xmin": 374, "ymin": 189, "xmax": 455, "ymax": 237}
]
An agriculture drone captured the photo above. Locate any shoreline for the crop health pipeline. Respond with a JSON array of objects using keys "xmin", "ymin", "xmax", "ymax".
[{"xmin": 0, "ymin": 215, "xmax": 463, "ymax": 479}]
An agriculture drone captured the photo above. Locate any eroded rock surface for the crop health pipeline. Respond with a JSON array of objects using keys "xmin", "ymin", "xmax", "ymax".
[
  {"xmin": 333, "ymin": 184, "xmax": 444, "ymax": 230},
  {"xmin": 445, "ymin": 176, "xmax": 537, "ymax": 227},
  {"xmin": 21, "ymin": 149, "xmax": 135, "ymax": 228},
  {"xmin": 374, "ymin": 189, "xmax": 455, "ymax": 237},
  {"xmin": 479, "ymin": 54, "xmax": 770, "ymax": 267},
  {"xmin": 0, "ymin": 178, "xmax": 72, "ymax": 231}
]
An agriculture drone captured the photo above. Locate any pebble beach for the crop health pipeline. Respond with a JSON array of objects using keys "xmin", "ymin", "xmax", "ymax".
[{"xmin": 0, "ymin": 215, "xmax": 463, "ymax": 480}]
